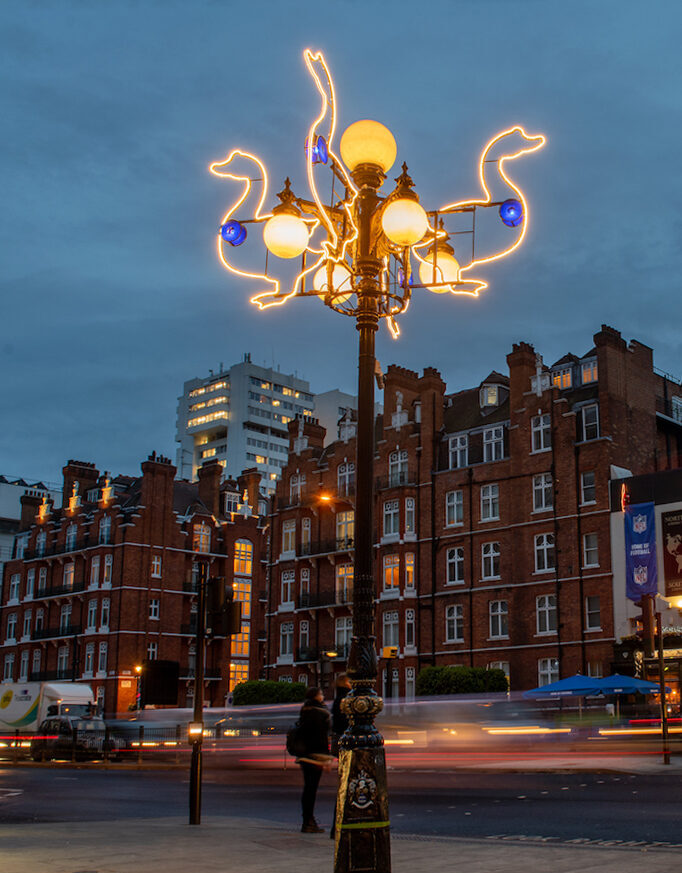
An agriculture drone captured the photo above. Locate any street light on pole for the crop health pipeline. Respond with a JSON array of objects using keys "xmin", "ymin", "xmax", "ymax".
[{"xmin": 209, "ymin": 48, "xmax": 545, "ymax": 873}]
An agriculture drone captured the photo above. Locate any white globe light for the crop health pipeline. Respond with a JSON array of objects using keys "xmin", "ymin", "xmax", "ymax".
[
  {"xmin": 418, "ymin": 250, "xmax": 460, "ymax": 293},
  {"xmin": 340, "ymin": 120, "xmax": 397, "ymax": 173},
  {"xmin": 381, "ymin": 199, "xmax": 429, "ymax": 247},
  {"xmin": 262, "ymin": 213, "xmax": 309, "ymax": 259},
  {"xmin": 313, "ymin": 262, "xmax": 353, "ymax": 303}
]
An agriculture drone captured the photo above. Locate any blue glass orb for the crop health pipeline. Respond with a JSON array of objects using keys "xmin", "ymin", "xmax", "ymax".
[
  {"xmin": 499, "ymin": 199, "xmax": 523, "ymax": 227},
  {"xmin": 221, "ymin": 219, "xmax": 247, "ymax": 246},
  {"xmin": 397, "ymin": 268, "xmax": 414, "ymax": 289},
  {"xmin": 305, "ymin": 135, "xmax": 328, "ymax": 165}
]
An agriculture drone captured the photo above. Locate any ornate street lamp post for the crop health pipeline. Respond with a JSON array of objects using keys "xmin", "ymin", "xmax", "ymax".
[{"xmin": 209, "ymin": 49, "xmax": 544, "ymax": 873}]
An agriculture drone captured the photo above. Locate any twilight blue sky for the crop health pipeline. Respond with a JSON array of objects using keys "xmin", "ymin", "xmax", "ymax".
[{"xmin": 2, "ymin": 0, "xmax": 681, "ymax": 484}]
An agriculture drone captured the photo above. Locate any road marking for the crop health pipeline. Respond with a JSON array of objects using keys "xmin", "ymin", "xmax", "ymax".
[
  {"xmin": 0, "ymin": 788, "xmax": 23, "ymax": 798},
  {"xmin": 486, "ymin": 835, "xmax": 682, "ymax": 851}
]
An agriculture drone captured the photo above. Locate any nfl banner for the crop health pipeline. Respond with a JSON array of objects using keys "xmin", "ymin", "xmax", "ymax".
[{"xmin": 625, "ymin": 502, "xmax": 658, "ymax": 601}]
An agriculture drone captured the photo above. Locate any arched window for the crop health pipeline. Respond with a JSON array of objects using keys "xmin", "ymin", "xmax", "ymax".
[{"xmin": 234, "ymin": 539, "xmax": 253, "ymax": 576}]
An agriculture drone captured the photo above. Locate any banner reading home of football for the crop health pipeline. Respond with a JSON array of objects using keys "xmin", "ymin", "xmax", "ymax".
[{"xmin": 625, "ymin": 502, "xmax": 658, "ymax": 601}]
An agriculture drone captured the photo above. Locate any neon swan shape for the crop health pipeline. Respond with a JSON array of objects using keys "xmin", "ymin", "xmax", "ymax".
[
  {"xmin": 208, "ymin": 149, "xmax": 281, "ymax": 300},
  {"xmin": 414, "ymin": 126, "xmax": 546, "ymax": 296}
]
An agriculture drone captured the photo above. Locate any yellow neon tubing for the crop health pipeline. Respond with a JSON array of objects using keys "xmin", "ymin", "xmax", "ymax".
[{"xmin": 209, "ymin": 149, "xmax": 282, "ymax": 299}]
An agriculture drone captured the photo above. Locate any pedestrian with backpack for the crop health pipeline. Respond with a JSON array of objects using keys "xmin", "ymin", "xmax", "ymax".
[{"xmin": 296, "ymin": 686, "xmax": 331, "ymax": 833}]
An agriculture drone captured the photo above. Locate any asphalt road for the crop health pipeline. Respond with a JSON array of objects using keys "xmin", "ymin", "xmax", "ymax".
[{"xmin": 1, "ymin": 765, "xmax": 680, "ymax": 846}]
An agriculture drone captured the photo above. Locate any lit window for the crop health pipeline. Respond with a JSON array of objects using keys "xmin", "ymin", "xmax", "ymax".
[
  {"xmin": 383, "ymin": 555, "xmax": 400, "ymax": 590},
  {"xmin": 583, "ymin": 533, "xmax": 599, "ymax": 567},
  {"xmin": 405, "ymin": 497, "xmax": 415, "ymax": 534},
  {"xmin": 336, "ymin": 511, "xmax": 354, "ymax": 548},
  {"xmin": 534, "ymin": 533, "xmax": 555, "ymax": 572},
  {"xmin": 552, "ymin": 368, "xmax": 572, "ymax": 389},
  {"xmin": 480, "ymin": 385, "xmax": 499, "ymax": 407},
  {"xmin": 489, "ymin": 601, "xmax": 508, "ymax": 639},
  {"xmin": 229, "ymin": 662, "xmax": 249, "ymax": 691},
  {"xmin": 335, "ymin": 565, "xmax": 353, "ymax": 604},
  {"xmin": 533, "ymin": 473, "xmax": 553, "ymax": 511},
  {"xmin": 483, "ymin": 426, "xmax": 504, "ymax": 462},
  {"xmin": 446, "ymin": 604, "xmax": 464, "ymax": 642},
  {"xmin": 445, "ymin": 490, "xmax": 463, "ymax": 526},
  {"xmin": 90, "ymin": 556, "xmax": 100, "ymax": 587},
  {"xmin": 84, "ymin": 643, "xmax": 94, "ymax": 676},
  {"xmin": 151, "ymin": 556, "xmax": 162, "ymax": 578},
  {"xmin": 405, "ymin": 553, "xmax": 415, "ymax": 589},
  {"xmin": 282, "ymin": 520, "xmax": 296, "ymax": 555},
  {"xmin": 481, "ymin": 542, "xmax": 500, "ymax": 579},
  {"xmin": 449, "ymin": 434, "xmax": 468, "ymax": 469},
  {"xmin": 531, "ymin": 414, "xmax": 551, "ymax": 452},
  {"xmin": 234, "ymin": 540, "xmax": 253, "ymax": 576},
  {"xmin": 447, "ymin": 547, "xmax": 464, "ymax": 584},
  {"xmin": 232, "ymin": 622, "xmax": 250, "ymax": 657},
  {"xmin": 103, "ymin": 554, "xmax": 113, "ymax": 585},
  {"xmin": 536, "ymin": 594, "xmax": 557, "ymax": 634},
  {"xmin": 233, "ymin": 580, "xmax": 251, "ymax": 618},
  {"xmin": 480, "ymin": 484, "xmax": 499, "ymax": 521},
  {"xmin": 63, "ymin": 563, "xmax": 74, "ymax": 590},
  {"xmin": 193, "ymin": 522, "xmax": 211, "ymax": 553},
  {"xmin": 581, "ymin": 360, "xmax": 598, "ymax": 384}
]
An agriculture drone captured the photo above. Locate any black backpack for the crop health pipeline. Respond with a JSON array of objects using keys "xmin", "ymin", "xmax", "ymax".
[{"xmin": 286, "ymin": 720, "xmax": 306, "ymax": 757}]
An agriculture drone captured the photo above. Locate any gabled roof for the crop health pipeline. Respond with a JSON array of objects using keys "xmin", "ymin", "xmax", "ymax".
[
  {"xmin": 552, "ymin": 353, "xmax": 580, "ymax": 367},
  {"xmin": 479, "ymin": 371, "xmax": 509, "ymax": 387}
]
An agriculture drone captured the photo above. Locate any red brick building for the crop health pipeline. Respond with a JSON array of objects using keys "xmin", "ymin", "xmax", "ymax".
[
  {"xmin": 258, "ymin": 326, "xmax": 682, "ymax": 694},
  {"xmin": 1, "ymin": 455, "xmax": 266, "ymax": 715}
]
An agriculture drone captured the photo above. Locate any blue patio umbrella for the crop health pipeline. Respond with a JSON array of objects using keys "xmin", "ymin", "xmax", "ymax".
[
  {"xmin": 598, "ymin": 674, "xmax": 671, "ymax": 695},
  {"xmin": 522, "ymin": 674, "xmax": 604, "ymax": 699}
]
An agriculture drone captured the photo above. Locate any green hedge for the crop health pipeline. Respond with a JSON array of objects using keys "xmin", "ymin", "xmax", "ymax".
[
  {"xmin": 416, "ymin": 666, "xmax": 508, "ymax": 696},
  {"xmin": 232, "ymin": 680, "xmax": 307, "ymax": 705}
]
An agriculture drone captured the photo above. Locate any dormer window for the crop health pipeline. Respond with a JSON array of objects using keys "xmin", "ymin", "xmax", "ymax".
[
  {"xmin": 480, "ymin": 385, "xmax": 500, "ymax": 407},
  {"xmin": 224, "ymin": 492, "xmax": 239, "ymax": 513},
  {"xmin": 581, "ymin": 360, "xmax": 598, "ymax": 384},
  {"xmin": 552, "ymin": 367, "xmax": 572, "ymax": 389}
]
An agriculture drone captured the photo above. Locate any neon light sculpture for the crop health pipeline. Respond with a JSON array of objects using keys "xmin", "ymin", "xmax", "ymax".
[{"xmin": 210, "ymin": 49, "xmax": 545, "ymax": 334}]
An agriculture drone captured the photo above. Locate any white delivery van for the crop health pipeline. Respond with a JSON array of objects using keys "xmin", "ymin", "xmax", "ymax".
[{"xmin": 0, "ymin": 682, "xmax": 95, "ymax": 732}]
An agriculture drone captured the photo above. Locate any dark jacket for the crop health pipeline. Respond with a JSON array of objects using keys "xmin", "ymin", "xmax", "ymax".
[
  {"xmin": 298, "ymin": 699, "xmax": 330, "ymax": 756},
  {"xmin": 331, "ymin": 687, "xmax": 350, "ymax": 737}
]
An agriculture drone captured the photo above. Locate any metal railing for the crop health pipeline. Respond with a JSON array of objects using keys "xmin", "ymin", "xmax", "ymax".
[{"xmin": 31, "ymin": 623, "xmax": 83, "ymax": 641}]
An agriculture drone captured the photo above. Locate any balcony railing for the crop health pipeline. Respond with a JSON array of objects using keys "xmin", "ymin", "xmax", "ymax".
[
  {"xmin": 45, "ymin": 580, "xmax": 87, "ymax": 597},
  {"xmin": 656, "ymin": 396, "xmax": 682, "ymax": 422},
  {"xmin": 31, "ymin": 623, "xmax": 83, "ymax": 641},
  {"xmin": 297, "ymin": 590, "xmax": 352, "ymax": 609},
  {"xmin": 298, "ymin": 537, "xmax": 355, "ymax": 558},
  {"xmin": 375, "ymin": 471, "xmax": 417, "ymax": 490},
  {"xmin": 29, "ymin": 669, "xmax": 74, "ymax": 681}
]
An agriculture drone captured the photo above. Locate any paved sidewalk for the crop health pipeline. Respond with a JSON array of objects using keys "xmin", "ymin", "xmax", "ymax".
[{"xmin": 2, "ymin": 815, "xmax": 680, "ymax": 873}]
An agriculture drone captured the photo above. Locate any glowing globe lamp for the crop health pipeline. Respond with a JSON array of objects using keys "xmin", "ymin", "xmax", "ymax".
[
  {"xmin": 381, "ymin": 199, "xmax": 428, "ymax": 247},
  {"xmin": 263, "ymin": 213, "xmax": 309, "ymax": 259},
  {"xmin": 499, "ymin": 198, "xmax": 523, "ymax": 227},
  {"xmin": 220, "ymin": 219, "xmax": 247, "ymax": 246},
  {"xmin": 313, "ymin": 262, "xmax": 353, "ymax": 303},
  {"xmin": 305, "ymin": 135, "xmax": 328, "ymax": 164},
  {"xmin": 340, "ymin": 120, "xmax": 397, "ymax": 173},
  {"xmin": 418, "ymin": 249, "xmax": 460, "ymax": 293}
]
